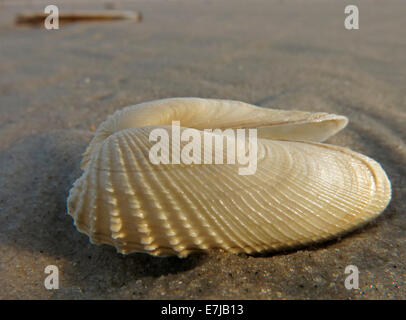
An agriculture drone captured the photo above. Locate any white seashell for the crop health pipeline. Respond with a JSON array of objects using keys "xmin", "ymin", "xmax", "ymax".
[{"xmin": 67, "ymin": 98, "xmax": 391, "ymax": 257}]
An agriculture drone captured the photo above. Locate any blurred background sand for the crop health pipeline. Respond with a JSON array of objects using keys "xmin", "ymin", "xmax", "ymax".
[{"xmin": 0, "ymin": 0, "xmax": 405, "ymax": 299}]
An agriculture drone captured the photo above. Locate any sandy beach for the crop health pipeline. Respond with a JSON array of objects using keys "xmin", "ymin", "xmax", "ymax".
[{"xmin": 0, "ymin": 0, "xmax": 405, "ymax": 299}]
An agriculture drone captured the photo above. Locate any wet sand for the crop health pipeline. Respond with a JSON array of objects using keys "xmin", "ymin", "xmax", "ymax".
[{"xmin": 0, "ymin": 0, "xmax": 405, "ymax": 299}]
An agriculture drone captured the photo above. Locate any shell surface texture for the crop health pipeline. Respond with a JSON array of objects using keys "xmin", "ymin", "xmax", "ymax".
[{"xmin": 67, "ymin": 98, "xmax": 391, "ymax": 257}]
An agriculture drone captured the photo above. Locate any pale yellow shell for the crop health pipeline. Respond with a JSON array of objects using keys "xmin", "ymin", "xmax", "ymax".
[{"xmin": 67, "ymin": 98, "xmax": 391, "ymax": 257}]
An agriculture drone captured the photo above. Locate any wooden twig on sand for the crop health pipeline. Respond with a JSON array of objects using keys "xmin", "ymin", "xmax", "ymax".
[{"xmin": 16, "ymin": 10, "xmax": 142, "ymax": 25}]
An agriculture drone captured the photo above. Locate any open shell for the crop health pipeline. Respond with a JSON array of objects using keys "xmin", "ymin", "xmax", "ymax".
[{"xmin": 67, "ymin": 98, "xmax": 391, "ymax": 257}]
